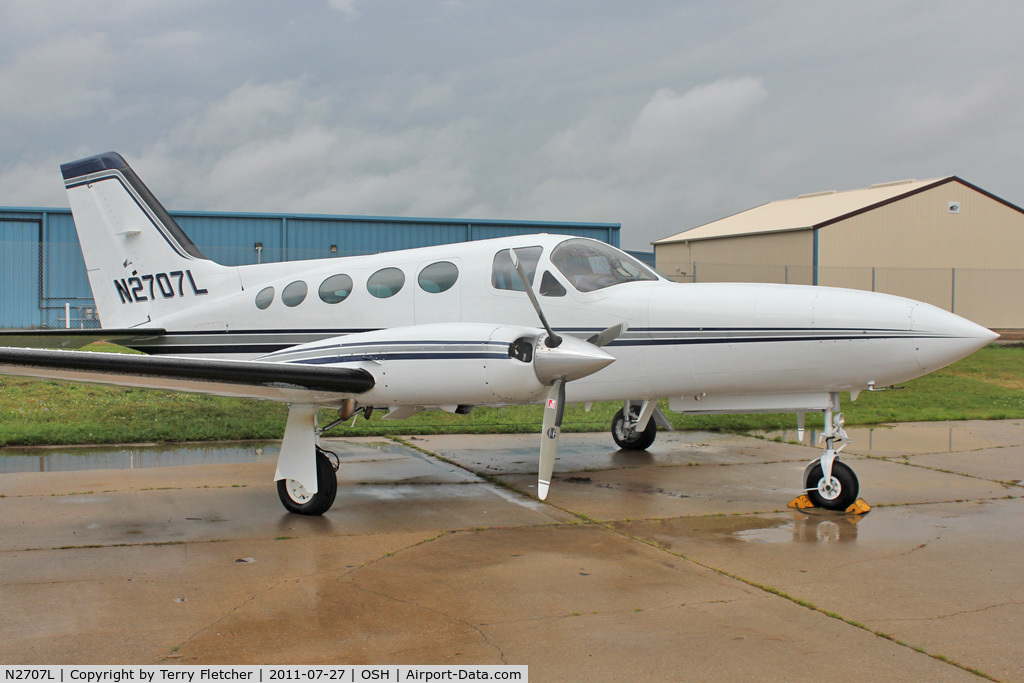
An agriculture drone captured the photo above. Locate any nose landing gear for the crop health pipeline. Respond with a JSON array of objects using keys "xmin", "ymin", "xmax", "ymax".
[
  {"xmin": 804, "ymin": 459, "xmax": 859, "ymax": 510},
  {"xmin": 799, "ymin": 392, "xmax": 861, "ymax": 511}
]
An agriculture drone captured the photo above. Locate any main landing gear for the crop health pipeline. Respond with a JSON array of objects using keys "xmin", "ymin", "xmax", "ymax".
[
  {"xmin": 277, "ymin": 445, "xmax": 339, "ymax": 516},
  {"xmin": 275, "ymin": 404, "xmax": 342, "ymax": 516},
  {"xmin": 801, "ymin": 392, "xmax": 860, "ymax": 511},
  {"xmin": 611, "ymin": 399, "xmax": 672, "ymax": 450}
]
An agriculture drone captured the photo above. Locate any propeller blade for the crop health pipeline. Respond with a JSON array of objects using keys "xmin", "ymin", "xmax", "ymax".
[
  {"xmin": 509, "ymin": 249, "xmax": 561, "ymax": 347},
  {"xmin": 538, "ymin": 379, "xmax": 565, "ymax": 500},
  {"xmin": 586, "ymin": 321, "xmax": 628, "ymax": 348}
]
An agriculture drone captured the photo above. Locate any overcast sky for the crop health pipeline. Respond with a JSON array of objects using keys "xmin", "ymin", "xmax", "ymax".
[{"xmin": 1, "ymin": 1, "xmax": 1021, "ymax": 249}]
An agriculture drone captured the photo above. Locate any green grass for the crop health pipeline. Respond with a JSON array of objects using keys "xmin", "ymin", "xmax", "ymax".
[{"xmin": 1, "ymin": 343, "xmax": 1021, "ymax": 447}]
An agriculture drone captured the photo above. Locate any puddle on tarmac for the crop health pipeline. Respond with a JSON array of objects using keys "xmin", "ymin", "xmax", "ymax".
[
  {"xmin": 732, "ymin": 512, "xmax": 865, "ymax": 544},
  {"xmin": 646, "ymin": 511, "xmax": 868, "ymax": 547},
  {"xmin": 0, "ymin": 442, "xmax": 279, "ymax": 474},
  {"xmin": 757, "ymin": 423, "xmax": 997, "ymax": 456},
  {"xmin": 642, "ymin": 499, "xmax": 1023, "ymax": 550}
]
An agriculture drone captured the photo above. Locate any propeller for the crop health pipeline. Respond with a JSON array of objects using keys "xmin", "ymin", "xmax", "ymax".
[
  {"xmin": 510, "ymin": 251, "xmax": 561, "ymax": 347},
  {"xmin": 507, "ymin": 248, "xmax": 627, "ymax": 499},
  {"xmin": 538, "ymin": 378, "xmax": 565, "ymax": 499},
  {"xmin": 586, "ymin": 322, "xmax": 628, "ymax": 348}
]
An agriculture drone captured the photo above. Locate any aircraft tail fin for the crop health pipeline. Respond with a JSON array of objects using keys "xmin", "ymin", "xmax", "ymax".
[{"xmin": 60, "ymin": 152, "xmax": 237, "ymax": 329}]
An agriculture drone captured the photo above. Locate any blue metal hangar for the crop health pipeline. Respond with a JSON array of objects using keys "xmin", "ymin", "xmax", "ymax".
[{"xmin": 0, "ymin": 206, "xmax": 621, "ymax": 329}]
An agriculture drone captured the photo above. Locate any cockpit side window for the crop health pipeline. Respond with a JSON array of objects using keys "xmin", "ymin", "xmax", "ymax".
[
  {"xmin": 491, "ymin": 246, "xmax": 542, "ymax": 291},
  {"xmin": 551, "ymin": 239, "xmax": 658, "ymax": 292},
  {"xmin": 539, "ymin": 271, "xmax": 566, "ymax": 297}
]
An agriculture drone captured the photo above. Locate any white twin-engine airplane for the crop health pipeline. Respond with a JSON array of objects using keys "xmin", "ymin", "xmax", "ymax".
[{"xmin": 0, "ymin": 152, "xmax": 997, "ymax": 515}]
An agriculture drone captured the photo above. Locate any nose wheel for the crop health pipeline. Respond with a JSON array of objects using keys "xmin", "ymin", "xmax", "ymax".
[
  {"xmin": 804, "ymin": 460, "xmax": 859, "ymax": 510},
  {"xmin": 798, "ymin": 392, "xmax": 862, "ymax": 511}
]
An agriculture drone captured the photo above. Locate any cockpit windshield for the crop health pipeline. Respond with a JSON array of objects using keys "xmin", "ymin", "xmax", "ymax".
[{"xmin": 550, "ymin": 239, "xmax": 659, "ymax": 292}]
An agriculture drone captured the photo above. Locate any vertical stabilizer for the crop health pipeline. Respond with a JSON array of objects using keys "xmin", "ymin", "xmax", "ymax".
[{"xmin": 61, "ymin": 152, "xmax": 238, "ymax": 328}]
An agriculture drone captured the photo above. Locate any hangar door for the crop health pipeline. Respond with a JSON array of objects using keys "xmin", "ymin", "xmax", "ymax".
[{"xmin": 0, "ymin": 218, "xmax": 42, "ymax": 328}]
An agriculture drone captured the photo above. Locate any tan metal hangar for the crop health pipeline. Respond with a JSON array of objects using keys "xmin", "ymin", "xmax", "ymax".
[{"xmin": 653, "ymin": 177, "xmax": 1024, "ymax": 329}]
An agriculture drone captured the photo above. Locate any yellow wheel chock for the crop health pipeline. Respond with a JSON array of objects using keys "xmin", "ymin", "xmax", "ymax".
[
  {"xmin": 787, "ymin": 495, "xmax": 871, "ymax": 515},
  {"xmin": 788, "ymin": 494, "xmax": 815, "ymax": 510},
  {"xmin": 845, "ymin": 498, "xmax": 871, "ymax": 515}
]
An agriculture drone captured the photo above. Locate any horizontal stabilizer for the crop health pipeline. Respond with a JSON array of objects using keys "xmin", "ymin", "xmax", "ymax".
[
  {"xmin": 0, "ymin": 328, "xmax": 166, "ymax": 349},
  {"xmin": 0, "ymin": 347, "xmax": 374, "ymax": 403}
]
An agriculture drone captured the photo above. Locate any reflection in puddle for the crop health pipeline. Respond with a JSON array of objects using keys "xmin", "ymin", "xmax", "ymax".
[
  {"xmin": 757, "ymin": 423, "xmax": 997, "ymax": 456},
  {"xmin": 735, "ymin": 512, "xmax": 863, "ymax": 544},
  {"xmin": 0, "ymin": 442, "xmax": 278, "ymax": 474},
  {"xmin": 652, "ymin": 511, "xmax": 868, "ymax": 548}
]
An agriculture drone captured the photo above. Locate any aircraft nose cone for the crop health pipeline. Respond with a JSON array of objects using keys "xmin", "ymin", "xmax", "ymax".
[
  {"xmin": 912, "ymin": 303, "xmax": 998, "ymax": 372},
  {"xmin": 534, "ymin": 334, "xmax": 616, "ymax": 384}
]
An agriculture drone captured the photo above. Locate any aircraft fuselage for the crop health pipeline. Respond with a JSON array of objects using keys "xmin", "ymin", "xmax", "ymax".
[{"xmin": 119, "ymin": 234, "xmax": 992, "ymax": 409}]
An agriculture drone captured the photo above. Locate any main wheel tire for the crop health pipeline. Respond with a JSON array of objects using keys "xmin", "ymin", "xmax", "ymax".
[
  {"xmin": 611, "ymin": 406, "xmax": 657, "ymax": 450},
  {"xmin": 805, "ymin": 460, "xmax": 859, "ymax": 511},
  {"xmin": 277, "ymin": 450, "xmax": 338, "ymax": 516}
]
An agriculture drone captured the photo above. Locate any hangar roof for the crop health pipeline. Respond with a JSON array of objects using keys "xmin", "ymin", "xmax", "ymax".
[{"xmin": 654, "ymin": 176, "xmax": 957, "ymax": 245}]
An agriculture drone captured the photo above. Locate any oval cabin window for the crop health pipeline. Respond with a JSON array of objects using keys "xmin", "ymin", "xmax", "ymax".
[
  {"xmin": 367, "ymin": 268, "xmax": 405, "ymax": 299},
  {"xmin": 418, "ymin": 261, "xmax": 459, "ymax": 293},
  {"xmin": 255, "ymin": 286, "xmax": 274, "ymax": 310},
  {"xmin": 282, "ymin": 280, "xmax": 308, "ymax": 307},
  {"xmin": 319, "ymin": 274, "xmax": 354, "ymax": 304}
]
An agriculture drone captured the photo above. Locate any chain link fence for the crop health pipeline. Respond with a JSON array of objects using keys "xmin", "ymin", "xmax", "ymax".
[
  {"xmin": 671, "ymin": 262, "xmax": 1018, "ymax": 329},
  {"xmin": 3, "ymin": 240, "xmax": 1017, "ymax": 330},
  {"xmin": 0, "ymin": 240, "xmax": 378, "ymax": 330}
]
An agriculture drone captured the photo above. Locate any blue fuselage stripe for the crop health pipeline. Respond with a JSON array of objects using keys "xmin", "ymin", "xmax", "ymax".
[
  {"xmin": 603, "ymin": 333, "xmax": 947, "ymax": 346},
  {"xmin": 122, "ymin": 327, "xmax": 953, "ymax": 356}
]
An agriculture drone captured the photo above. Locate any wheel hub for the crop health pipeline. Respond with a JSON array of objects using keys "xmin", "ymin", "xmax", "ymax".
[
  {"xmin": 285, "ymin": 479, "xmax": 314, "ymax": 503},
  {"xmin": 817, "ymin": 476, "xmax": 841, "ymax": 501}
]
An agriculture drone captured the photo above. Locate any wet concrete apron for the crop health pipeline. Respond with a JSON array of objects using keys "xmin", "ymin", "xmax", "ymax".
[{"xmin": 1, "ymin": 421, "xmax": 1022, "ymax": 681}]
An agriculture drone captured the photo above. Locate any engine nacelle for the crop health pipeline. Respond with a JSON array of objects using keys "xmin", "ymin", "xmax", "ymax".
[{"xmin": 259, "ymin": 323, "xmax": 615, "ymax": 409}]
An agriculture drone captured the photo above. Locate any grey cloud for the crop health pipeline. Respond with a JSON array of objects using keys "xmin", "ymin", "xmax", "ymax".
[
  {"xmin": 1, "ymin": 1, "xmax": 1023, "ymax": 250},
  {"xmin": 327, "ymin": 0, "xmax": 361, "ymax": 19},
  {"xmin": 0, "ymin": 33, "xmax": 113, "ymax": 126}
]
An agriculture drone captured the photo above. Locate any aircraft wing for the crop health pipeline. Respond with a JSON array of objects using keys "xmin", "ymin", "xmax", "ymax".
[
  {"xmin": 0, "ymin": 328, "xmax": 167, "ymax": 349},
  {"xmin": 0, "ymin": 346, "xmax": 374, "ymax": 404}
]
